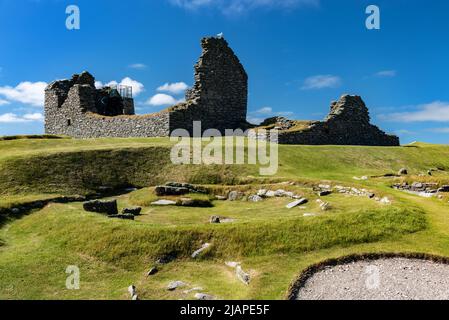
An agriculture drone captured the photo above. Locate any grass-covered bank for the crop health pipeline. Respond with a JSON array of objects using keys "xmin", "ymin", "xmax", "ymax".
[
  {"xmin": 2, "ymin": 136, "xmax": 449, "ymax": 300},
  {"xmin": 0, "ymin": 199, "xmax": 426, "ymax": 299},
  {"xmin": 2, "ymin": 138, "xmax": 449, "ymax": 197}
]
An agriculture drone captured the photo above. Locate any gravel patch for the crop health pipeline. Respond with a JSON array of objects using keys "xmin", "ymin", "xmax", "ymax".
[{"xmin": 296, "ymin": 258, "xmax": 449, "ymax": 300}]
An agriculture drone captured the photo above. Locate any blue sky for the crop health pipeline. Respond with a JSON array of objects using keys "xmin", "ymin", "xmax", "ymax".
[{"xmin": 0, "ymin": 0, "xmax": 448, "ymax": 144}]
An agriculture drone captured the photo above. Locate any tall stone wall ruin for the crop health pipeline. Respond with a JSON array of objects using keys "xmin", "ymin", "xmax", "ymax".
[{"xmin": 44, "ymin": 36, "xmax": 248, "ymax": 139}]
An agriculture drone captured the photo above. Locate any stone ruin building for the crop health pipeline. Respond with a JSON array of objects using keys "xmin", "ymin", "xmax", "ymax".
[
  {"xmin": 45, "ymin": 36, "xmax": 399, "ymax": 146},
  {"xmin": 249, "ymin": 94, "xmax": 400, "ymax": 146},
  {"xmin": 45, "ymin": 37, "xmax": 248, "ymax": 138}
]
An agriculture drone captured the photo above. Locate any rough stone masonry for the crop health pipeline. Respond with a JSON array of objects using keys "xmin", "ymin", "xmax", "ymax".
[
  {"xmin": 249, "ymin": 94, "xmax": 400, "ymax": 146},
  {"xmin": 45, "ymin": 36, "xmax": 399, "ymax": 146},
  {"xmin": 45, "ymin": 37, "xmax": 248, "ymax": 138}
]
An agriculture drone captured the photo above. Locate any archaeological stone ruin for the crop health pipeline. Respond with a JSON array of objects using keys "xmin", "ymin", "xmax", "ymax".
[
  {"xmin": 44, "ymin": 36, "xmax": 399, "ymax": 146},
  {"xmin": 45, "ymin": 37, "xmax": 248, "ymax": 138},
  {"xmin": 249, "ymin": 95, "xmax": 400, "ymax": 146}
]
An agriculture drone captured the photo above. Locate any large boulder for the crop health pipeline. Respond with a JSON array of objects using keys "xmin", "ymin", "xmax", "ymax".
[{"xmin": 83, "ymin": 200, "xmax": 118, "ymax": 215}]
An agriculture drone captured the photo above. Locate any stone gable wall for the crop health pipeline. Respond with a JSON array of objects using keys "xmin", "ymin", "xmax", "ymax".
[
  {"xmin": 249, "ymin": 95, "xmax": 400, "ymax": 146},
  {"xmin": 45, "ymin": 36, "xmax": 248, "ymax": 138}
]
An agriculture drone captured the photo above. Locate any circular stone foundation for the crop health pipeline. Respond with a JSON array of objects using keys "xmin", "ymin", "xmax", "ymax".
[{"xmin": 295, "ymin": 257, "xmax": 449, "ymax": 300}]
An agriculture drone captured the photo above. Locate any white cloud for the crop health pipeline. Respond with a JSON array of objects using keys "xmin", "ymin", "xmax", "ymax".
[
  {"xmin": 23, "ymin": 113, "xmax": 44, "ymax": 121},
  {"xmin": 157, "ymin": 82, "xmax": 189, "ymax": 95},
  {"xmin": 146, "ymin": 93, "xmax": 184, "ymax": 106},
  {"xmin": 0, "ymin": 99, "xmax": 10, "ymax": 106},
  {"xmin": 96, "ymin": 77, "xmax": 145, "ymax": 96},
  {"xmin": 256, "ymin": 107, "xmax": 273, "ymax": 114},
  {"xmin": 170, "ymin": 0, "xmax": 319, "ymax": 14},
  {"xmin": 301, "ymin": 75, "xmax": 342, "ymax": 90},
  {"xmin": 0, "ymin": 81, "xmax": 47, "ymax": 107},
  {"xmin": 117, "ymin": 77, "xmax": 144, "ymax": 96},
  {"xmin": 129, "ymin": 63, "xmax": 147, "ymax": 70},
  {"xmin": 94, "ymin": 81, "xmax": 104, "ymax": 89},
  {"xmin": 0, "ymin": 112, "xmax": 44, "ymax": 123},
  {"xmin": 382, "ymin": 101, "xmax": 449, "ymax": 122},
  {"xmin": 247, "ymin": 116, "xmax": 265, "ymax": 125},
  {"xmin": 375, "ymin": 70, "xmax": 397, "ymax": 78}
]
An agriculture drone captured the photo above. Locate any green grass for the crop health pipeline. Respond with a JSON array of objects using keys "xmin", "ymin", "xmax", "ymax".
[{"xmin": 2, "ymin": 136, "xmax": 449, "ymax": 300}]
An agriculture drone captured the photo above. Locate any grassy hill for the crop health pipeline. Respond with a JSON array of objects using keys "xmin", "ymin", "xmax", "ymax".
[{"xmin": 1, "ymin": 137, "xmax": 449, "ymax": 299}]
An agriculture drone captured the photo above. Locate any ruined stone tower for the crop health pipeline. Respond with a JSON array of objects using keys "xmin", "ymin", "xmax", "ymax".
[
  {"xmin": 169, "ymin": 37, "xmax": 248, "ymax": 135},
  {"xmin": 45, "ymin": 36, "xmax": 248, "ymax": 138}
]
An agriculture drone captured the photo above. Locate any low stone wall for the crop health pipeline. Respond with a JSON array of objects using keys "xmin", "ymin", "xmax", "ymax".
[
  {"xmin": 66, "ymin": 112, "xmax": 170, "ymax": 139},
  {"xmin": 45, "ymin": 83, "xmax": 170, "ymax": 138}
]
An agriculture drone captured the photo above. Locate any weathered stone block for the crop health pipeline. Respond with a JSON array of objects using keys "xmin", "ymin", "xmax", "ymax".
[{"xmin": 83, "ymin": 200, "xmax": 118, "ymax": 215}]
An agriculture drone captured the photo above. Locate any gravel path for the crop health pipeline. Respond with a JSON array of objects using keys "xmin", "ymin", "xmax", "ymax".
[{"xmin": 296, "ymin": 258, "xmax": 449, "ymax": 300}]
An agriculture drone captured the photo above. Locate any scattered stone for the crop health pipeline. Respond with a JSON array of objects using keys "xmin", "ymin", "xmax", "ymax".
[
  {"xmin": 398, "ymin": 168, "xmax": 408, "ymax": 175},
  {"xmin": 221, "ymin": 218, "xmax": 235, "ymax": 223},
  {"xmin": 257, "ymin": 189, "xmax": 267, "ymax": 197},
  {"xmin": 167, "ymin": 281, "xmax": 186, "ymax": 291},
  {"xmin": 353, "ymin": 176, "xmax": 368, "ymax": 181},
  {"xmin": 318, "ymin": 190, "xmax": 332, "ymax": 197},
  {"xmin": 210, "ymin": 216, "xmax": 221, "ymax": 224},
  {"xmin": 156, "ymin": 252, "xmax": 177, "ymax": 264},
  {"xmin": 195, "ymin": 293, "xmax": 215, "ymax": 300},
  {"xmin": 438, "ymin": 195, "xmax": 444, "ymax": 200},
  {"xmin": 122, "ymin": 207, "xmax": 142, "ymax": 216},
  {"xmin": 427, "ymin": 170, "xmax": 433, "ymax": 176},
  {"xmin": 165, "ymin": 182, "xmax": 207, "ymax": 194},
  {"xmin": 380, "ymin": 197, "xmax": 392, "ymax": 205},
  {"xmin": 274, "ymin": 189, "xmax": 287, "ymax": 197},
  {"xmin": 151, "ymin": 200, "xmax": 177, "ymax": 206},
  {"xmin": 393, "ymin": 182, "xmax": 440, "ymax": 197},
  {"xmin": 147, "ymin": 267, "xmax": 158, "ymax": 276},
  {"xmin": 132, "ymin": 295, "xmax": 139, "ymax": 301},
  {"xmin": 128, "ymin": 285, "xmax": 137, "ymax": 298},
  {"xmin": 334, "ymin": 185, "xmax": 375, "ymax": 198},
  {"xmin": 215, "ymin": 195, "xmax": 227, "ymax": 201},
  {"xmin": 155, "ymin": 186, "xmax": 190, "ymax": 196},
  {"xmin": 248, "ymin": 195, "xmax": 263, "ymax": 202},
  {"xmin": 236, "ymin": 265, "xmax": 251, "ymax": 285},
  {"xmin": 438, "ymin": 185, "xmax": 449, "ymax": 193},
  {"xmin": 316, "ymin": 199, "xmax": 331, "ymax": 211},
  {"xmin": 286, "ymin": 198, "xmax": 308, "ymax": 209},
  {"xmin": 191, "ymin": 243, "xmax": 211, "ymax": 258},
  {"xmin": 11, "ymin": 208, "xmax": 20, "ymax": 214},
  {"xmin": 228, "ymin": 191, "xmax": 244, "ymax": 201},
  {"xmin": 265, "ymin": 190, "xmax": 276, "ymax": 198},
  {"xmin": 178, "ymin": 198, "xmax": 194, "ymax": 206},
  {"xmin": 83, "ymin": 199, "xmax": 118, "ymax": 215}
]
